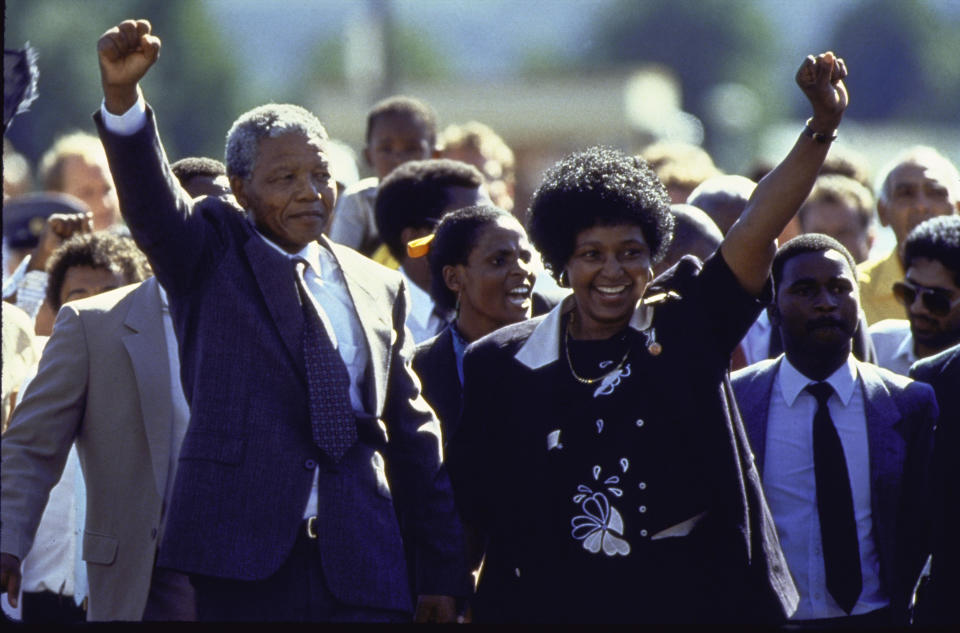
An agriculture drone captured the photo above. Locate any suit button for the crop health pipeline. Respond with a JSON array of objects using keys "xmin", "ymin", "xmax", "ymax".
[
  {"xmin": 150, "ymin": 528, "xmax": 157, "ymax": 539},
  {"xmin": 304, "ymin": 459, "xmax": 317, "ymax": 470}
]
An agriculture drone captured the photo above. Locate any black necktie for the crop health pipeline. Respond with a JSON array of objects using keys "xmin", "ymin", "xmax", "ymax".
[
  {"xmin": 805, "ymin": 381, "xmax": 862, "ymax": 614},
  {"xmin": 294, "ymin": 258, "xmax": 357, "ymax": 462}
]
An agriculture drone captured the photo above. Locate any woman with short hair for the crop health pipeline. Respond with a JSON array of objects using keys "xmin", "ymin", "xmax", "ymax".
[{"xmin": 446, "ymin": 53, "xmax": 849, "ymax": 624}]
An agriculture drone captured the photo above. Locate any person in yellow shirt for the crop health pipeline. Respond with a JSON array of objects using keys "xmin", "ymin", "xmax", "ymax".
[{"xmin": 858, "ymin": 146, "xmax": 959, "ymax": 324}]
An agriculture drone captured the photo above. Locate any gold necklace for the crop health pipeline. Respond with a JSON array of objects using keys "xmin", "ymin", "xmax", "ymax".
[{"xmin": 564, "ymin": 319, "xmax": 632, "ymax": 385}]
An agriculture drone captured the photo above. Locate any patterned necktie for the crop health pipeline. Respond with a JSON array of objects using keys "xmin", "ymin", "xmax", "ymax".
[
  {"xmin": 805, "ymin": 381, "xmax": 862, "ymax": 614},
  {"xmin": 294, "ymin": 258, "xmax": 357, "ymax": 462}
]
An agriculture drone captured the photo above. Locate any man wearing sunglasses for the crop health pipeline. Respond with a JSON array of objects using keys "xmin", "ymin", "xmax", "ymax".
[{"xmin": 870, "ymin": 216, "xmax": 960, "ymax": 376}]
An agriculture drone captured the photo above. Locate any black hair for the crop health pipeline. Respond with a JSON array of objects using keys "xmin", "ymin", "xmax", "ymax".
[
  {"xmin": 365, "ymin": 95, "xmax": 438, "ymax": 147},
  {"xmin": 170, "ymin": 156, "xmax": 226, "ymax": 185},
  {"xmin": 45, "ymin": 231, "xmax": 152, "ymax": 311},
  {"xmin": 374, "ymin": 158, "xmax": 485, "ymax": 260},
  {"xmin": 903, "ymin": 215, "xmax": 960, "ymax": 286},
  {"xmin": 526, "ymin": 146, "xmax": 674, "ymax": 279},
  {"xmin": 428, "ymin": 204, "xmax": 515, "ymax": 312},
  {"xmin": 771, "ymin": 233, "xmax": 858, "ymax": 299}
]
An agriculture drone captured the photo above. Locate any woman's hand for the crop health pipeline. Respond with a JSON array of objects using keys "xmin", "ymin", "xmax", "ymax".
[{"xmin": 796, "ymin": 51, "xmax": 848, "ymax": 133}]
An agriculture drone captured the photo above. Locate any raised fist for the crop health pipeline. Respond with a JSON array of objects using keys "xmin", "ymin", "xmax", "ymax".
[
  {"xmin": 795, "ymin": 51, "xmax": 848, "ymax": 132},
  {"xmin": 27, "ymin": 210, "xmax": 95, "ymax": 273},
  {"xmin": 97, "ymin": 19, "xmax": 161, "ymax": 114}
]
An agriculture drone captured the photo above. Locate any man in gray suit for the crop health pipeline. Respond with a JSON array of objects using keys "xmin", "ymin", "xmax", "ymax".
[
  {"xmin": 91, "ymin": 19, "xmax": 466, "ymax": 622},
  {"xmin": 731, "ymin": 234, "xmax": 936, "ymax": 627},
  {"xmin": 1, "ymin": 275, "xmax": 194, "ymax": 621}
]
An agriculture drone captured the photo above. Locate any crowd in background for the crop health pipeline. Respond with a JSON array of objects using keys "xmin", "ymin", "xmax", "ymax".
[{"xmin": 1, "ymin": 18, "xmax": 958, "ymax": 628}]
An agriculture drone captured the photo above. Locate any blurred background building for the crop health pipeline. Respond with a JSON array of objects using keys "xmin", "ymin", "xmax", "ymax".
[{"xmin": 5, "ymin": 0, "xmax": 959, "ymax": 257}]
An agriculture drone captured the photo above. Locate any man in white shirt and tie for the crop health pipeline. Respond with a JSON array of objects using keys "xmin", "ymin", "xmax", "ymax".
[{"xmin": 732, "ymin": 233, "xmax": 936, "ymax": 627}]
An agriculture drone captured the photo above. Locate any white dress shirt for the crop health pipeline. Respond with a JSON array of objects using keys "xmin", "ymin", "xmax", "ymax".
[
  {"xmin": 400, "ymin": 265, "xmax": 445, "ymax": 344},
  {"xmin": 764, "ymin": 355, "xmax": 888, "ymax": 620},
  {"xmin": 868, "ymin": 319, "xmax": 915, "ymax": 377}
]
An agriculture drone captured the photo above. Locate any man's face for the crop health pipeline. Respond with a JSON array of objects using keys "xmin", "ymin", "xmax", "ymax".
[
  {"xmin": 879, "ymin": 160, "xmax": 960, "ymax": 247},
  {"xmin": 60, "ymin": 156, "xmax": 120, "ymax": 230},
  {"xmin": 801, "ymin": 200, "xmax": 873, "ymax": 263},
  {"xmin": 231, "ymin": 132, "xmax": 336, "ymax": 253},
  {"xmin": 773, "ymin": 249, "xmax": 860, "ymax": 355},
  {"xmin": 901, "ymin": 256, "xmax": 960, "ymax": 353}
]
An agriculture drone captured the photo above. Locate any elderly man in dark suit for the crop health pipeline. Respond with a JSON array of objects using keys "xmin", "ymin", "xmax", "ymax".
[
  {"xmin": 91, "ymin": 19, "xmax": 466, "ymax": 622},
  {"xmin": 732, "ymin": 234, "xmax": 937, "ymax": 627},
  {"xmin": 909, "ymin": 342, "xmax": 960, "ymax": 625}
]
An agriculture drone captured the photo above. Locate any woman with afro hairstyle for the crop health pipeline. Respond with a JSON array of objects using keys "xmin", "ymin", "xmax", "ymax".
[{"xmin": 446, "ymin": 52, "xmax": 850, "ymax": 624}]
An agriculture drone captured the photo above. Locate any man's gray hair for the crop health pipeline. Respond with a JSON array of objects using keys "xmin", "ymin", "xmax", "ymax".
[{"xmin": 225, "ymin": 104, "xmax": 329, "ymax": 181}]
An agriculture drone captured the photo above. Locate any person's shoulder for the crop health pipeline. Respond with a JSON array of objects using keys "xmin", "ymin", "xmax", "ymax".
[
  {"xmin": 340, "ymin": 176, "xmax": 379, "ymax": 198},
  {"xmin": 911, "ymin": 342, "xmax": 960, "ymax": 381},
  {"xmin": 467, "ymin": 316, "xmax": 544, "ymax": 360},
  {"xmin": 860, "ymin": 360, "xmax": 935, "ymax": 405},
  {"xmin": 868, "ymin": 318, "xmax": 910, "ymax": 336},
  {"xmin": 414, "ymin": 327, "xmax": 451, "ymax": 364},
  {"xmin": 856, "ymin": 248, "xmax": 898, "ymax": 284},
  {"xmin": 731, "ymin": 357, "xmax": 779, "ymax": 385},
  {"xmin": 64, "ymin": 280, "xmax": 148, "ymax": 317}
]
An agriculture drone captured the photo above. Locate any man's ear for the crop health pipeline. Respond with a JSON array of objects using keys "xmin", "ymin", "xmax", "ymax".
[
  {"xmin": 363, "ymin": 147, "xmax": 373, "ymax": 169},
  {"xmin": 876, "ymin": 198, "xmax": 890, "ymax": 228},
  {"xmin": 230, "ymin": 175, "xmax": 248, "ymax": 209}
]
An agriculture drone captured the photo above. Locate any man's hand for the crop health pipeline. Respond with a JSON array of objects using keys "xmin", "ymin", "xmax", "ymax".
[
  {"xmin": 27, "ymin": 211, "xmax": 94, "ymax": 273},
  {"xmin": 413, "ymin": 594, "xmax": 457, "ymax": 623},
  {"xmin": 795, "ymin": 51, "xmax": 848, "ymax": 133},
  {"xmin": 1, "ymin": 553, "xmax": 22, "ymax": 609},
  {"xmin": 97, "ymin": 19, "xmax": 161, "ymax": 114}
]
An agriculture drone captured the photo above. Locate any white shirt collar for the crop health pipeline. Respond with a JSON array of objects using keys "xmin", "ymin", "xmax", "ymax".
[
  {"xmin": 254, "ymin": 227, "xmax": 325, "ymax": 277},
  {"xmin": 514, "ymin": 292, "xmax": 654, "ymax": 370},
  {"xmin": 778, "ymin": 353, "xmax": 858, "ymax": 407},
  {"xmin": 399, "ymin": 265, "xmax": 437, "ymax": 328}
]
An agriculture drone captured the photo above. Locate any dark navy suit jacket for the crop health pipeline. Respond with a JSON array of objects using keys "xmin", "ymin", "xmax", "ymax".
[
  {"xmin": 732, "ymin": 356, "xmax": 937, "ymax": 619},
  {"xmin": 910, "ymin": 343, "xmax": 960, "ymax": 624},
  {"xmin": 95, "ymin": 108, "xmax": 467, "ymax": 612}
]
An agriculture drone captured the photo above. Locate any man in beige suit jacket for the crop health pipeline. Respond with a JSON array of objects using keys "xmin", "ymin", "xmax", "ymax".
[{"xmin": 1, "ymin": 276, "xmax": 194, "ymax": 620}]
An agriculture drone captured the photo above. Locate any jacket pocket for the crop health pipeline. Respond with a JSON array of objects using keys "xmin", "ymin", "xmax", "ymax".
[{"xmin": 83, "ymin": 530, "xmax": 118, "ymax": 565}]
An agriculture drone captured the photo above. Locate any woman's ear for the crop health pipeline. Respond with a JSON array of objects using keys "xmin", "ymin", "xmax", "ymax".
[{"xmin": 442, "ymin": 264, "xmax": 463, "ymax": 294}]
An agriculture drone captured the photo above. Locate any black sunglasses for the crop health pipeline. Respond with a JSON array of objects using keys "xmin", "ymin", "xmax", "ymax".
[{"xmin": 892, "ymin": 280, "xmax": 960, "ymax": 317}]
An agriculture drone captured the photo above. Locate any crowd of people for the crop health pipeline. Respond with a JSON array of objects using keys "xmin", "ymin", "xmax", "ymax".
[{"xmin": 1, "ymin": 18, "xmax": 958, "ymax": 627}]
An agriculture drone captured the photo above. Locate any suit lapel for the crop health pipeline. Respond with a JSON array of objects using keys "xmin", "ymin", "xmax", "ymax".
[
  {"xmin": 330, "ymin": 242, "xmax": 393, "ymax": 415},
  {"xmin": 122, "ymin": 278, "xmax": 174, "ymax": 497},
  {"xmin": 244, "ymin": 234, "xmax": 306, "ymax": 377},
  {"xmin": 857, "ymin": 361, "xmax": 905, "ymax": 497},
  {"xmin": 738, "ymin": 358, "xmax": 780, "ymax": 474}
]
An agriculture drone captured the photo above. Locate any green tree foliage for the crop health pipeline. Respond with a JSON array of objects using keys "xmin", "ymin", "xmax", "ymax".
[
  {"xmin": 5, "ymin": 0, "xmax": 242, "ymax": 169},
  {"xmin": 587, "ymin": 0, "xmax": 779, "ymax": 124},
  {"xmin": 827, "ymin": 0, "xmax": 960, "ymax": 121}
]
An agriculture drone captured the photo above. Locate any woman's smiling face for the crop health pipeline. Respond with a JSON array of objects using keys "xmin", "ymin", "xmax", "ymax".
[{"xmin": 565, "ymin": 223, "xmax": 652, "ymax": 340}]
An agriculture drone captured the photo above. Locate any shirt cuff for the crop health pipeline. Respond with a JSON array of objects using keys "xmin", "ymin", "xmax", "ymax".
[{"xmin": 99, "ymin": 96, "xmax": 147, "ymax": 136}]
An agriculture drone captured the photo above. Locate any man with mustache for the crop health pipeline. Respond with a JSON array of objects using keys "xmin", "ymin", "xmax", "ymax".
[
  {"xmin": 870, "ymin": 216, "xmax": 960, "ymax": 376},
  {"xmin": 731, "ymin": 233, "xmax": 937, "ymax": 627}
]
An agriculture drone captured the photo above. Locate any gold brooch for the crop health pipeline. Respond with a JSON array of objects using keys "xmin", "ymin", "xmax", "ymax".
[{"xmin": 647, "ymin": 342, "xmax": 662, "ymax": 356}]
